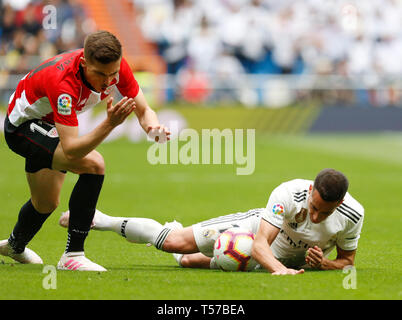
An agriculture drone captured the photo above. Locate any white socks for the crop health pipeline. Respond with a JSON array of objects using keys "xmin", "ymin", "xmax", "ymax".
[
  {"xmin": 94, "ymin": 210, "xmax": 170, "ymax": 249},
  {"xmin": 118, "ymin": 218, "xmax": 165, "ymax": 246}
]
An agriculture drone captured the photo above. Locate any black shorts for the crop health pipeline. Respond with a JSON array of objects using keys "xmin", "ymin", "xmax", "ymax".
[{"xmin": 4, "ymin": 116, "xmax": 62, "ymax": 173}]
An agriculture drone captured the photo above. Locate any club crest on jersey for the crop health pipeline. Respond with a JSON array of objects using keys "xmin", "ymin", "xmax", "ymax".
[
  {"xmin": 295, "ymin": 208, "xmax": 308, "ymax": 223},
  {"xmin": 57, "ymin": 94, "xmax": 72, "ymax": 115},
  {"xmin": 272, "ymin": 204, "xmax": 284, "ymax": 216}
]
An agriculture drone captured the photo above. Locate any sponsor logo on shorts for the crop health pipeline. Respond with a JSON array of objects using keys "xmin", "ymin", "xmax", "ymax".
[
  {"xmin": 57, "ymin": 93, "xmax": 72, "ymax": 115},
  {"xmin": 272, "ymin": 204, "xmax": 284, "ymax": 216},
  {"xmin": 47, "ymin": 127, "xmax": 59, "ymax": 138}
]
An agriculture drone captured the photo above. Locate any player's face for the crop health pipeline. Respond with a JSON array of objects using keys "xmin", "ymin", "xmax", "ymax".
[
  {"xmin": 307, "ymin": 188, "xmax": 341, "ymax": 224},
  {"xmin": 80, "ymin": 57, "xmax": 121, "ymax": 93}
]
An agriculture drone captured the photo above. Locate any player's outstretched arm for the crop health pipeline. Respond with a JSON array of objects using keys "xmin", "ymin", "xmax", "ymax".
[
  {"xmin": 252, "ymin": 220, "xmax": 304, "ymax": 275},
  {"xmin": 305, "ymin": 245, "xmax": 355, "ymax": 270},
  {"xmin": 133, "ymin": 88, "xmax": 170, "ymax": 143}
]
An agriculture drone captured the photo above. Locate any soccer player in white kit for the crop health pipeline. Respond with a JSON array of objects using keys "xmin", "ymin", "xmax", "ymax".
[{"xmin": 60, "ymin": 168, "xmax": 364, "ymax": 274}]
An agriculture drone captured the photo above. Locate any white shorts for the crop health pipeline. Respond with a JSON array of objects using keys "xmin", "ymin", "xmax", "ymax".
[{"xmin": 192, "ymin": 208, "xmax": 264, "ymax": 257}]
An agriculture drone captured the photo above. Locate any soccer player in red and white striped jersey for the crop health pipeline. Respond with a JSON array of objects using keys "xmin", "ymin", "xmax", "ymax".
[{"xmin": 0, "ymin": 30, "xmax": 170, "ymax": 271}]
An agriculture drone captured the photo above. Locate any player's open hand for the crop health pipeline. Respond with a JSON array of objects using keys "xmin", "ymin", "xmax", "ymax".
[
  {"xmin": 272, "ymin": 268, "xmax": 305, "ymax": 275},
  {"xmin": 106, "ymin": 96, "xmax": 136, "ymax": 127},
  {"xmin": 147, "ymin": 125, "xmax": 171, "ymax": 143},
  {"xmin": 305, "ymin": 245, "xmax": 324, "ymax": 269}
]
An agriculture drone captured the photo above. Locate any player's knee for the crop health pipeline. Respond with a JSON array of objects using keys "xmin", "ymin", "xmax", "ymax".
[
  {"xmin": 162, "ymin": 228, "xmax": 197, "ymax": 253},
  {"xmin": 162, "ymin": 230, "xmax": 189, "ymax": 253},
  {"xmin": 89, "ymin": 153, "xmax": 105, "ymax": 175},
  {"xmin": 31, "ymin": 198, "xmax": 59, "ymax": 214},
  {"xmin": 179, "ymin": 255, "xmax": 193, "ymax": 268},
  {"xmin": 77, "ymin": 152, "xmax": 105, "ymax": 175}
]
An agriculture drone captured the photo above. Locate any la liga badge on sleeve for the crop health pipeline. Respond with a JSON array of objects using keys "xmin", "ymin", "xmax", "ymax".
[
  {"xmin": 272, "ymin": 203, "xmax": 284, "ymax": 216},
  {"xmin": 57, "ymin": 93, "xmax": 72, "ymax": 115}
]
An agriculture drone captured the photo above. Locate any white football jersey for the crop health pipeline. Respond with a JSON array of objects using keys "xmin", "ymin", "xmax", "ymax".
[{"xmin": 263, "ymin": 179, "xmax": 364, "ymax": 268}]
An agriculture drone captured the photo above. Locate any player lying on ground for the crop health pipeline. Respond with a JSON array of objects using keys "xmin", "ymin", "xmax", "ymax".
[{"xmin": 60, "ymin": 169, "xmax": 364, "ymax": 275}]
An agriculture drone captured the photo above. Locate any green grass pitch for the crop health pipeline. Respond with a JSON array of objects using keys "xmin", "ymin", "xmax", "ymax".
[{"xmin": 0, "ymin": 132, "xmax": 401, "ymax": 300}]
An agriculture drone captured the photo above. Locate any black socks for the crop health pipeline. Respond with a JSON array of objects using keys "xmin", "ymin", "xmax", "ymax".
[
  {"xmin": 8, "ymin": 174, "xmax": 104, "ymax": 255},
  {"xmin": 8, "ymin": 199, "xmax": 51, "ymax": 254},
  {"xmin": 65, "ymin": 173, "xmax": 104, "ymax": 253}
]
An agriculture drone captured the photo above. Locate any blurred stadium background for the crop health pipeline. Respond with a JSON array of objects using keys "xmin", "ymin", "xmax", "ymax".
[{"xmin": 1, "ymin": 0, "xmax": 402, "ymax": 135}]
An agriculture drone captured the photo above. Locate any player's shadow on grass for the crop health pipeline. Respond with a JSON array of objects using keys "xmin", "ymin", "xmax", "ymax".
[
  {"xmin": 0, "ymin": 260, "xmax": 44, "ymax": 271},
  {"xmin": 108, "ymin": 265, "xmax": 271, "ymax": 274},
  {"xmin": 107, "ymin": 264, "xmax": 221, "ymax": 273}
]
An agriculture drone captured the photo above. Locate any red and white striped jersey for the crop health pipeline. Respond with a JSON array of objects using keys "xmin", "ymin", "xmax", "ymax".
[{"xmin": 7, "ymin": 49, "xmax": 140, "ymax": 128}]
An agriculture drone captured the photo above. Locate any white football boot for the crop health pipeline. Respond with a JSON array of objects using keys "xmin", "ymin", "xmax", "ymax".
[
  {"xmin": 91, "ymin": 209, "xmax": 117, "ymax": 231},
  {"xmin": 58, "ymin": 211, "xmax": 69, "ymax": 228},
  {"xmin": 0, "ymin": 239, "xmax": 43, "ymax": 264},
  {"xmin": 59, "ymin": 211, "xmax": 96, "ymax": 229},
  {"xmin": 57, "ymin": 251, "xmax": 107, "ymax": 272}
]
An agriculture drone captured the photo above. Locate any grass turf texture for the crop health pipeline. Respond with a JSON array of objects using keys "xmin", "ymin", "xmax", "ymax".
[{"xmin": 0, "ymin": 132, "xmax": 401, "ymax": 300}]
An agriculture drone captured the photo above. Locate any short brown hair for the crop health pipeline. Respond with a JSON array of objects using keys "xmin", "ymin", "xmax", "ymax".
[
  {"xmin": 84, "ymin": 30, "xmax": 122, "ymax": 64},
  {"xmin": 313, "ymin": 168, "xmax": 349, "ymax": 202}
]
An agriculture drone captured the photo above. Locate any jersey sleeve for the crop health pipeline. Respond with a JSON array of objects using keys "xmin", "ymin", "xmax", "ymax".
[
  {"xmin": 47, "ymin": 82, "xmax": 79, "ymax": 126},
  {"xmin": 336, "ymin": 212, "xmax": 364, "ymax": 251},
  {"xmin": 262, "ymin": 183, "xmax": 292, "ymax": 229},
  {"xmin": 116, "ymin": 57, "xmax": 140, "ymax": 98}
]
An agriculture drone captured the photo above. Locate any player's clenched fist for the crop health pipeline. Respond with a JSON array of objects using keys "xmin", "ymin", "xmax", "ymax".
[
  {"xmin": 305, "ymin": 246, "xmax": 324, "ymax": 269},
  {"xmin": 106, "ymin": 96, "xmax": 136, "ymax": 127}
]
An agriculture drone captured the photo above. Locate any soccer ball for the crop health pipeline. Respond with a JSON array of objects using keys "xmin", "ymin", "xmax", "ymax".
[{"xmin": 213, "ymin": 227, "xmax": 258, "ymax": 272}]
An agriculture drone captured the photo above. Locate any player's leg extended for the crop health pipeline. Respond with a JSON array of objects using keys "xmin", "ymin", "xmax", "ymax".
[
  {"xmin": 60, "ymin": 209, "xmax": 199, "ymax": 253},
  {"xmin": 90, "ymin": 210, "xmax": 213, "ymax": 268},
  {"xmin": 59, "ymin": 210, "xmax": 215, "ymax": 268},
  {"xmin": 112, "ymin": 218, "xmax": 211, "ymax": 267},
  {"xmin": 96, "ymin": 214, "xmax": 200, "ymax": 254}
]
